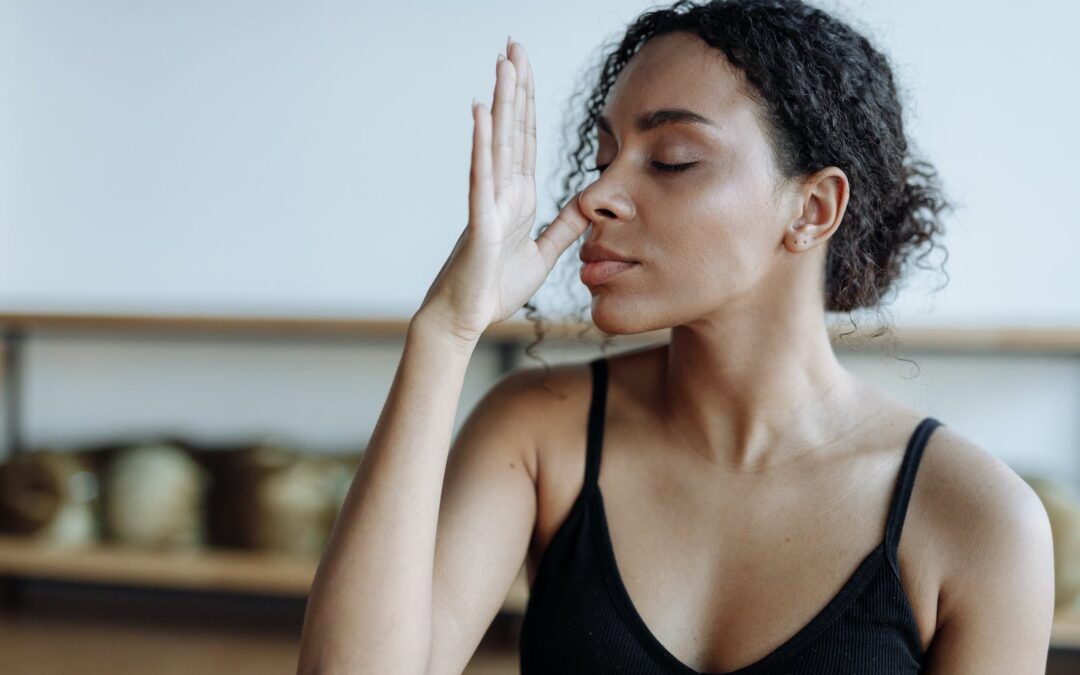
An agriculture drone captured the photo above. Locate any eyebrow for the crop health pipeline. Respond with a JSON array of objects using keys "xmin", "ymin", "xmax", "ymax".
[{"xmin": 596, "ymin": 108, "xmax": 718, "ymax": 135}]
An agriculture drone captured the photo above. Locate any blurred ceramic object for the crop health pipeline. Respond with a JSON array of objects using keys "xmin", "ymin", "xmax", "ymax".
[
  {"xmin": 102, "ymin": 443, "xmax": 209, "ymax": 550},
  {"xmin": 0, "ymin": 449, "xmax": 101, "ymax": 545},
  {"xmin": 221, "ymin": 444, "xmax": 360, "ymax": 557}
]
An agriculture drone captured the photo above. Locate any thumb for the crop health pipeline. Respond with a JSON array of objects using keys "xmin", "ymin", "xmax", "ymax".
[{"xmin": 534, "ymin": 192, "xmax": 592, "ymax": 271}]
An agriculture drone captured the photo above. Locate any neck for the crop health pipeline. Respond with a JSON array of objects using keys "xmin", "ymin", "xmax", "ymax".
[{"xmin": 657, "ymin": 304, "xmax": 870, "ymax": 472}]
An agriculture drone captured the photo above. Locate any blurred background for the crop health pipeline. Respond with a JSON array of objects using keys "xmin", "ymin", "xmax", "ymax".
[{"xmin": 1, "ymin": 0, "xmax": 1079, "ymax": 673}]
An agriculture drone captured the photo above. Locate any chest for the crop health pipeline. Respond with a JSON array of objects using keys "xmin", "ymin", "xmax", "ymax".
[{"xmin": 526, "ymin": 412, "xmax": 943, "ymax": 673}]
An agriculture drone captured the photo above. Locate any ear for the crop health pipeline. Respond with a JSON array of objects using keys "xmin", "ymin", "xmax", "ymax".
[{"xmin": 783, "ymin": 166, "xmax": 849, "ymax": 253}]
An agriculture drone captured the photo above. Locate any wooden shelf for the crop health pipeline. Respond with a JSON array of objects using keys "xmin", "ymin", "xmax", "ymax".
[
  {"xmin": 0, "ymin": 534, "xmax": 317, "ymax": 597},
  {"xmin": 0, "ymin": 534, "xmax": 529, "ymax": 612},
  {"xmin": 0, "ymin": 311, "xmax": 1078, "ymax": 353}
]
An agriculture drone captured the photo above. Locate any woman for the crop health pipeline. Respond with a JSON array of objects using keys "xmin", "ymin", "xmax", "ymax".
[{"xmin": 297, "ymin": 1, "xmax": 1056, "ymax": 673}]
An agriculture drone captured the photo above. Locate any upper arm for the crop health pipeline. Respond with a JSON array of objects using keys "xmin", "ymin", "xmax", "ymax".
[
  {"xmin": 425, "ymin": 366, "xmax": 546, "ymax": 675},
  {"xmin": 922, "ymin": 446, "xmax": 1056, "ymax": 674}
]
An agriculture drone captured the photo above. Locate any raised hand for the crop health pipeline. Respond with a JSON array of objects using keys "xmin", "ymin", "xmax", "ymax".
[{"xmin": 417, "ymin": 36, "xmax": 592, "ymax": 347}]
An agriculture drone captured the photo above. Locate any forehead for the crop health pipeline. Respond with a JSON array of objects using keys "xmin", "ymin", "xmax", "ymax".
[{"xmin": 600, "ymin": 31, "xmax": 756, "ymax": 134}]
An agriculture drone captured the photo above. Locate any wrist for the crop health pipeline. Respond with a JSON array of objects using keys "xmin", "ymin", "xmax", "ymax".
[{"xmin": 408, "ymin": 307, "xmax": 482, "ymax": 355}]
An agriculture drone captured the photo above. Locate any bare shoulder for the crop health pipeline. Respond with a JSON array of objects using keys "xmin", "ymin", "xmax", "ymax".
[
  {"xmin": 917, "ymin": 423, "xmax": 1052, "ymax": 569},
  {"xmin": 478, "ymin": 358, "xmax": 596, "ymax": 479},
  {"xmin": 916, "ymin": 423, "xmax": 1055, "ymax": 672}
]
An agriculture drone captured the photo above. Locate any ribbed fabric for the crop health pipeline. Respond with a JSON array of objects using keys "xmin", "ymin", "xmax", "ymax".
[{"xmin": 519, "ymin": 356, "xmax": 944, "ymax": 674}]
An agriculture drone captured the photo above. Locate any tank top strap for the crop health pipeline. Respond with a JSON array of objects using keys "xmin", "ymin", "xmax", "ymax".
[
  {"xmin": 884, "ymin": 416, "xmax": 944, "ymax": 573},
  {"xmin": 583, "ymin": 356, "xmax": 609, "ymax": 489}
]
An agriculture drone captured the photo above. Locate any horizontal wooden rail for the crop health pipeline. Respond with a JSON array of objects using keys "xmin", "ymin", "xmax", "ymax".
[
  {"xmin": 0, "ymin": 311, "xmax": 1078, "ymax": 352},
  {"xmin": 0, "ymin": 534, "xmax": 530, "ymax": 612}
]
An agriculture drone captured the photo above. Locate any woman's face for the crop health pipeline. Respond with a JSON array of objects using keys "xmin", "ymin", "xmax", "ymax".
[{"xmin": 578, "ymin": 31, "xmax": 813, "ymax": 334}]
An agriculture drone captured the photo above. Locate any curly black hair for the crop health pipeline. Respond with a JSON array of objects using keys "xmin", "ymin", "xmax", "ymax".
[{"xmin": 521, "ymin": 0, "xmax": 952, "ymax": 376}]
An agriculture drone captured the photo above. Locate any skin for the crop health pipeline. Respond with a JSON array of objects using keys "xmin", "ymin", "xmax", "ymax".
[{"xmin": 520, "ymin": 30, "xmax": 1055, "ymax": 673}]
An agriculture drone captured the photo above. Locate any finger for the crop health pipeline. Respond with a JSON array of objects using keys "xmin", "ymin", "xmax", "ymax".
[
  {"xmin": 491, "ymin": 53, "xmax": 516, "ymax": 201},
  {"xmin": 509, "ymin": 42, "xmax": 527, "ymax": 176},
  {"xmin": 534, "ymin": 192, "xmax": 592, "ymax": 271},
  {"xmin": 523, "ymin": 59, "xmax": 536, "ymax": 178},
  {"xmin": 470, "ymin": 101, "xmax": 495, "ymax": 232}
]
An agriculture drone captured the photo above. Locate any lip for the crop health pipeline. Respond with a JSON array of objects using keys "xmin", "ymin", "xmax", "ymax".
[
  {"xmin": 580, "ymin": 260, "xmax": 638, "ymax": 286},
  {"xmin": 579, "ymin": 241, "xmax": 637, "ymax": 264}
]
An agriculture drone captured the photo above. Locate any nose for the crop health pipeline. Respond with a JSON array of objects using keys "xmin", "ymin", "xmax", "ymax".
[{"xmin": 579, "ymin": 174, "xmax": 636, "ymax": 223}]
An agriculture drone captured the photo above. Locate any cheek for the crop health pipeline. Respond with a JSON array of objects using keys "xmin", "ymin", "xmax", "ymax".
[
  {"xmin": 649, "ymin": 192, "xmax": 775, "ymax": 289},
  {"xmin": 664, "ymin": 183, "xmax": 753, "ymax": 254},
  {"xmin": 639, "ymin": 161, "xmax": 778, "ymax": 269},
  {"xmin": 702, "ymin": 170, "xmax": 780, "ymax": 243}
]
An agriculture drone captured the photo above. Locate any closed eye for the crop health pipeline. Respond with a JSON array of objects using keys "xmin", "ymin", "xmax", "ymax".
[{"xmin": 587, "ymin": 161, "xmax": 697, "ymax": 174}]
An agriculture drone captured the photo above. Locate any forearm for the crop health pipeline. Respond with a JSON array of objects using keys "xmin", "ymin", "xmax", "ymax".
[{"xmin": 297, "ymin": 311, "xmax": 478, "ymax": 675}]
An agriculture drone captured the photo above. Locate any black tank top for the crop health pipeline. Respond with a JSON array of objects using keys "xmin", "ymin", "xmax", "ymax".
[{"xmin": 519, "ymin": 356, "xmax": 944, "ymax": 674}]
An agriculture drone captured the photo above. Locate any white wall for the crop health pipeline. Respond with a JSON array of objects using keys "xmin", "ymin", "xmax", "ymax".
[
  {"xmin": 15, "ymin": 331, "xmax": 511, "ymax": 454},
  {"xmin": 2, "ymin": 1, "xmax": 1078, "ymax": 486},
  {"xmin": 4, "ymin": 0, "xmax": 1078, "ymax": 324}
]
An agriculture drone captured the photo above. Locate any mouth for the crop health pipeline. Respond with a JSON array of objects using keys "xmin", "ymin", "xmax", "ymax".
[{"xmin": 580, "ymin": 260, "xmax": 639, "ymax": 286}]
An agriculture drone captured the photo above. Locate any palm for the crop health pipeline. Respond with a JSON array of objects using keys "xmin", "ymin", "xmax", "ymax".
[
  {"xmin": 421, "ymin": 38, "xmax": 591, "ymax": 342},
  {"xmin": 481, "ymin": 160, "xmax": 546, "ymax": 323}
]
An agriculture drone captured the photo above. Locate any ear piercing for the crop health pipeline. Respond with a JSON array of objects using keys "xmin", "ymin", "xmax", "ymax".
[{"xmin": 792, "ymin": 218, "xmax": 810, "ymax": 247}]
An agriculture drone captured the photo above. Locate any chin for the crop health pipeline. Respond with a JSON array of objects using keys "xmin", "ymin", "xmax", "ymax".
[{"xmin": 589, "ymin": 294, "xmax": 662, "ymax": 336}]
